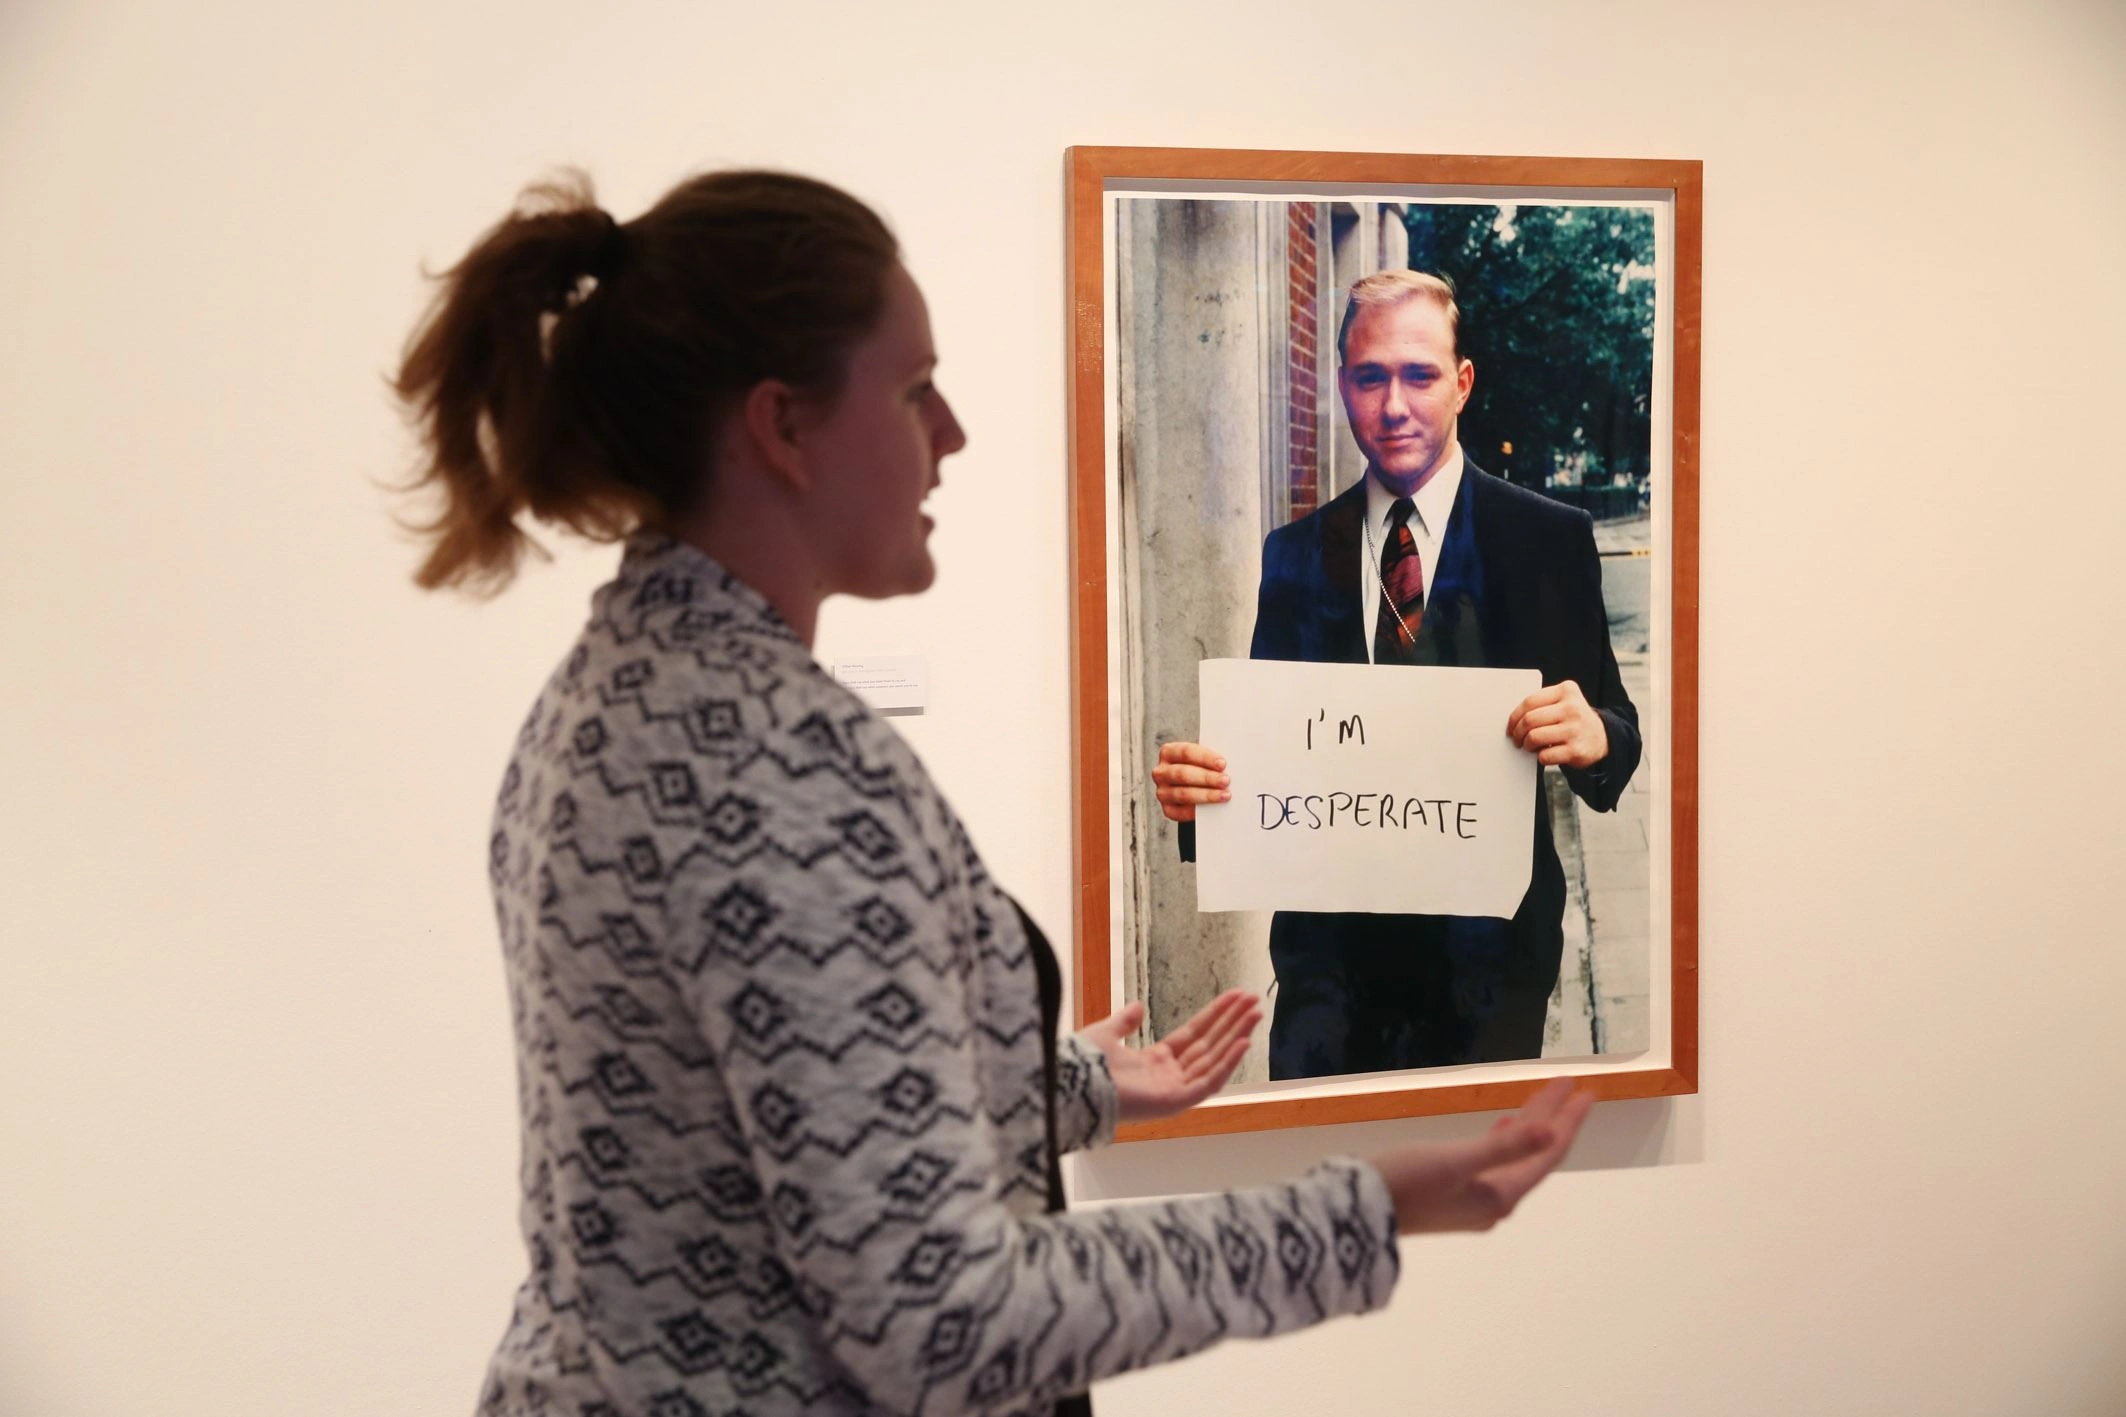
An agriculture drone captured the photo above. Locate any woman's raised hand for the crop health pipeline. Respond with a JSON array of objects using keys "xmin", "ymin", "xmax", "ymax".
[
  {"xmin": 1368, "ymin": 1079, "xmax": 1594, "ymax": 1234},
  {"xmin": 1080, "ymin": 988, "xmax": 1262, "ymax": 1123}
]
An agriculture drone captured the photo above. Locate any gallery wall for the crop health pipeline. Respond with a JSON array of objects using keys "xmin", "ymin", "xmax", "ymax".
[{"xmin": 3, "ymin": 2, "xmax": 2123, "ymax": 1413}]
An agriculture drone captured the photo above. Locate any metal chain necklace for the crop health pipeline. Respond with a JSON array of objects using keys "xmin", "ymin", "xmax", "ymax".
[{"xmin": 1363, "ymin": 511, "xmax": 1419, "ymax": 652}]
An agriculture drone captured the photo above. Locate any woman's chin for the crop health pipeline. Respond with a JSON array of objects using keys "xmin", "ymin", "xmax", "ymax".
[
  {"xmin": 903, "ymin": 551, "xmax": 938, "ymax": 595},
  {"xmin": 857, "ymin": 550, "xmax": 936, "ymax": 600}
]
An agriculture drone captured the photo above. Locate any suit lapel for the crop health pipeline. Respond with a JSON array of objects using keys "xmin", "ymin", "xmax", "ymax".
[
  {"xmin": 1316, "ymin": 477, "xmax": 1369, "ymax": 663},
  {"xmin": 1413, "ymin": 457, "xmax": 1490, "ymax": 666}
]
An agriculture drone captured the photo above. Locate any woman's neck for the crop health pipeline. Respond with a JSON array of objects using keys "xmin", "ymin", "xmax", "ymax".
[{"xmin": 671, "ymin": 496, "xmax": 826, "ymax": 649}]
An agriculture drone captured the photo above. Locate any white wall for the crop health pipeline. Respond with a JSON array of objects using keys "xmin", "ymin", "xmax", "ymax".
[{"xmin": 3, "ymin": 2, "xmax": 2123, "ymax": 1414}]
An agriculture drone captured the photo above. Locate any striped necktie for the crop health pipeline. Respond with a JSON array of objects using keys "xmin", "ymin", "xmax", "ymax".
[{"xmin": 1373, "ymin": 497, "xmax": 1424, "ymax": 663}]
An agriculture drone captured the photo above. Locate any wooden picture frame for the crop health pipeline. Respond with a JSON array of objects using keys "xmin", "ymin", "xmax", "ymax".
[{"xmin": 1065, "ymin": 146, "xmax": 1700, "ymax": 1140}]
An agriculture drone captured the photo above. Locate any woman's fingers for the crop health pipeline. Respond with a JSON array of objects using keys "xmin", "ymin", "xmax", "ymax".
[
  {"xmin": 1515, "ymin": 1077, "xmax": 1576, "ymax": 1124},
  {"xmin": 1200, "ymin": 1035, "xmax": 1251, "ymax": 1094},
  {"xmin": 1179, "ymin": 1035, "xmax": 1253, "ymax": 1106},
  {"xmin": 1463, "ymin": 1118, "xmax": 1557, "ymax": 1176},
  {"xmin": 1481, "ymin": 1088, "xmax": 1593, "ymax": 1205},
  {"xmin": 1180, "ymin": 998, "xmax": 1261, "ymax": 1078},
  {"xmin": 1177, "ymin": 991, "xmax": 1259, "ymax": 1062},
  {"xmin": 1161, "ymin": 988, "xmax": 1242, "ymax": 1055}
]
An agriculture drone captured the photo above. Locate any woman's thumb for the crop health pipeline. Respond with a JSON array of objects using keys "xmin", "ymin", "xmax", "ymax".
[{"xmin": 1093, "ymin": 999, "xmax": 1146, "ymax": 1041}]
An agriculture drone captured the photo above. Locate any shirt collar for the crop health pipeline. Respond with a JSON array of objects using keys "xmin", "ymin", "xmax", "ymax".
[
  {"xmin": 593, "ymin": 533, "xmax": 807, "ymax": 649},
  {"xmin": 1364, "ymin": 441, "xmax": 1465, "ymax": 537}
]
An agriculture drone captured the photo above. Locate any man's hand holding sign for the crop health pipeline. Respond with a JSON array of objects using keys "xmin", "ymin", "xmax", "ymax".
[{"xmin": 1504, "ymin": 679, "xmax": 1612, "ymax": 769}]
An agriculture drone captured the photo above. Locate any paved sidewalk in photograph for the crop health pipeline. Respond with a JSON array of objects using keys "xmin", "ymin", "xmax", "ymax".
[{"xmin": 1545, "ymin": 512, "xmax": 1653, "ymax": 1057}]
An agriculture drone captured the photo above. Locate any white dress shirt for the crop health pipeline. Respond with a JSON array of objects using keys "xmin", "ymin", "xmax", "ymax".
[{"xmin": 1361, "ymin": 442, "xmax": 1465, "ymax": 662}]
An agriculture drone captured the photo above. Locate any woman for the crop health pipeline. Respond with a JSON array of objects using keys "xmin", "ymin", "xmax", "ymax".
[{"xmin": 395, "ymin": 167, "xmax": 1591, "ymax": 1417}]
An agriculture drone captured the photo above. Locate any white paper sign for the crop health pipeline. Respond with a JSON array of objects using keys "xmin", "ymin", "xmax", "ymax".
[
  {"xmin": 1194, "ymin": 658, "xmax": 1541, "ymax": 917},
  {"xmin": 833, "ymin": 656, "xmax": 927, "ymax": 715}
]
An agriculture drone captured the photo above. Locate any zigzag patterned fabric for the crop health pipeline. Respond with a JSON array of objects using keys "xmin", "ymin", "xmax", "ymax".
[{"xmin": 477, "ymin": 537, "xmax": 1401, "ymax": 1415}]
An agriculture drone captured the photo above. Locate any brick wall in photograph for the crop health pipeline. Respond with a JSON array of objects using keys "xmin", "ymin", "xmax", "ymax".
[{"xmin": 1286, "ymin": 203, "xmax": 1322, "ymax": 524}]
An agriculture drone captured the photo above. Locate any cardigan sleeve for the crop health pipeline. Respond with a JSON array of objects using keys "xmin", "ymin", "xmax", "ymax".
[
  {"xmin": 1052, "ymin": 1031, "xmax": 1121, "ymax": 1153},
  {"xmin": 673, "ymin": 791, "xmax": 1399, "ymax": 1416}
]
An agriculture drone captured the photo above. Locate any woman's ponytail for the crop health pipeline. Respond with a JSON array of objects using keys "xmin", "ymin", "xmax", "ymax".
[
  {"xmin": 392, "ymin": 166, "xmax": 899, "ymax": 594},
  {"xmin": 393, "ymin": 171, "xmax": 645, "ymax": 592}
]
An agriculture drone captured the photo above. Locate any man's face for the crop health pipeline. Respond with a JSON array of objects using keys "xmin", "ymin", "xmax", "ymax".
[{"xmin": 1337, "ymin": 296, "xmax": 1474, "ymax": 494}]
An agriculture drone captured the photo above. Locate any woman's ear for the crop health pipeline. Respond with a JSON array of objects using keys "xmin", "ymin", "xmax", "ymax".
[{"xmin": 738, "ymin": 378, "xmax": 813, "ymax": 491}]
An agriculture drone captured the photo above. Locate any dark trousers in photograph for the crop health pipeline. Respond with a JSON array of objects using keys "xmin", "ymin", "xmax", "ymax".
[{"xmin": 1265, "ymin": 908, "xmax": 1559, "ymax": 1078}]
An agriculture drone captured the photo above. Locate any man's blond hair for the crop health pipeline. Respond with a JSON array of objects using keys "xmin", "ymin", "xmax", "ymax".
[{"xmin": 1336, "ymin": 269, "xmax": 1461, "ymax": 364}]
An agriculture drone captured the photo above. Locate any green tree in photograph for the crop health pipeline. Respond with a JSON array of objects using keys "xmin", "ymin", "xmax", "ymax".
[{"xmin": 1403, "ymin": 204, "xmax": 1656, "ymax": 503}]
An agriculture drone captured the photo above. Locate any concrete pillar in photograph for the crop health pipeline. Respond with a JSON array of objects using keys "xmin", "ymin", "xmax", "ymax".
[{"xmin": 1115, "ymin": 199, "xmax": 1275, "ymax": 1075}]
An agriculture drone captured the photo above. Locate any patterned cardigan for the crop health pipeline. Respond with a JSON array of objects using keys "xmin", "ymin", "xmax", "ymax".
[{"xmin": 478, "ymin": 537, "xmax": 1400, "ymax": 1416}]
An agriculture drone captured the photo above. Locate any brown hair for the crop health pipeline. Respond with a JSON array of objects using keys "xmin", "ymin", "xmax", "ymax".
[
  {"xmin": 392, "ymin": 168, "xmax": 899, "ymax": 593},
  {"xmin": 1335, "ymin": 268, "xmax": 1461, "ymax": 364}
]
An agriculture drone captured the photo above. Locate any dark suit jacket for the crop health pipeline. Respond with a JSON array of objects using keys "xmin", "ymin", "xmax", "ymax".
[
  {"xmin": 1249, "ymin": 459, "xmax": 1638, "ymax": 817},
  {"xmin": 1185, "ymin": 458, "xmax": 1640, "ymax": 1013}
]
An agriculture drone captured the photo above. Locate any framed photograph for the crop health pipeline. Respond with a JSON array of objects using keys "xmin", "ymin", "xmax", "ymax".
[{"xmin": 1065, "ymin": 146, "xmax": 1700, "ymax": 1139}]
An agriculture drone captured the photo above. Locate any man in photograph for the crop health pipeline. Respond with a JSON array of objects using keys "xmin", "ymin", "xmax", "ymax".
[{"xmin": 1155, "ymin": 269, "xmax": 1641, "ymax": 1079}]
